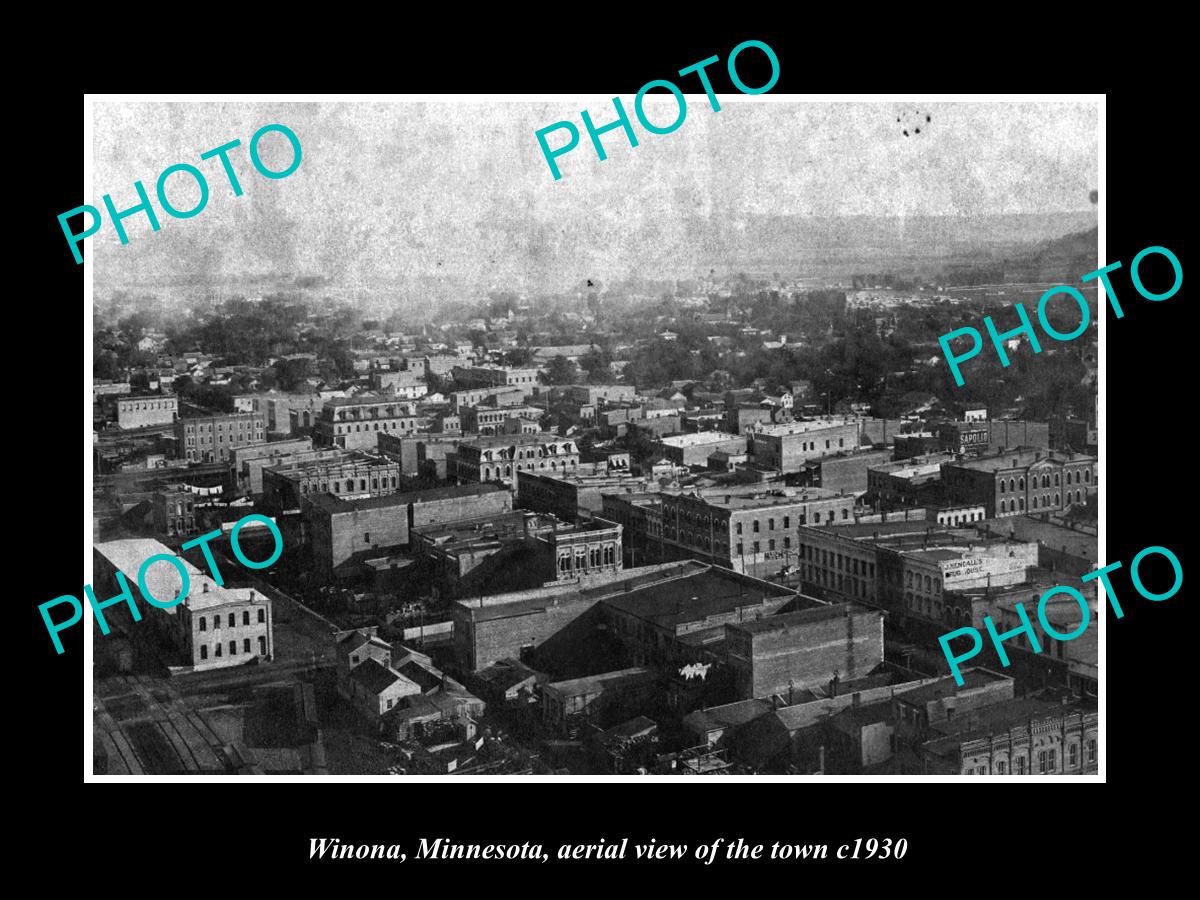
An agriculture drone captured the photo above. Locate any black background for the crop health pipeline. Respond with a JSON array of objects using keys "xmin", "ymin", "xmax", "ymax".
[{"xmin": 20, "ymin": 21, "xmax": 1190, "ymax": 886}]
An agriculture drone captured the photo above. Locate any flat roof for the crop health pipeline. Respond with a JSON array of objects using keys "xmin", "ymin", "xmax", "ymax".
[
  {"xmin": 728, "ymin": 603, "xmax": 875, "ymax": 635},
  {"xmin": 306, "ymin": 482, "xmax": 507, "ymax": 513},
  {"xmin": 601, "ymin": 565, "xmax": 797, "ymax": 630},
  {"xmin": 923, "ymin": 696, "xmax": 1097, "ymax": 754},
  {"xmin": 94, "ymin": 538, "xmax": 257, "ymax": 613},
  {"xmin": 658, "ymin": 432, "xmax": 742, "ymax": 448},
  {"xmin": 946, "ymin": 448, "xmax": 1095, "ymax": 473},
  {"xmin": 895, "ymin": 668, "xmax": 1011, "ymax": 706},
  {"xmin": 545, "ymin": 667, "xmax": 654, "ymax": 696}
]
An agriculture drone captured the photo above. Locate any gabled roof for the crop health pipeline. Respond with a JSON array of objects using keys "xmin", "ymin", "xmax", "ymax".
[{"xmin": 349, "ymin": 658, "xmax": 416, "ymax": 695}]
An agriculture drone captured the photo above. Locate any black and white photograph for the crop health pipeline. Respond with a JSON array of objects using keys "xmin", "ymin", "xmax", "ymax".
[{"xmin": 80, "ymin": 96, "xmax": 1105, "ymax": 780}]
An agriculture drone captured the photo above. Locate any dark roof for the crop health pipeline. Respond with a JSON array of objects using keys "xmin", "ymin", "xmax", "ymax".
[
  {"xmin": 307, "ymin": 482, "xmax": 507, "ymax": 514},
  {"xmin": 728, "ymin": 603, "xmax": 875, "ymax": 636},
  {"xmin": 349, "ymin": 658, "xmax": 405, "ymax": 694},
  {"xmin": 601, "ymin": 566, "xmax": 796, "ymax": 629},
  {"xmin": 338, "ymin": 630, "xmax": 390, "ymax": 654},
  {"xmin": 395, "ymin": 660, "xmax": 442, "ymax": 693},
  {"xmin": 684, "ymin": 699, "xmax": 773, "ymax": 733},
  {"xmin": 923, "ymin": 696, "xmax": 1096, "ymax": 755}
]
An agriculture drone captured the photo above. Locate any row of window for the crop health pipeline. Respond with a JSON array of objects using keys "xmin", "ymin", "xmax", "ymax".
[
  {"xmin": 199, "ymin": 636, "xmax": 267, "ymax": 660},
  {"xmin": 122, "ymin": 400, "xmax": 175, "ymax": 410},
  {"xmin": 965, "ymin": 740, "xmax": 1095, "ymax": 774},
  {"xmin": 197, "ymin": 609, "xmax": 266, "ymax": 631},
  {"xmin": 184, "ymin": 420, "xmax": 260, "ymax": 432},
  {"xmin": 334, "ymin": 420, "xmax": 416, "ymax": 434},
  {"xmin": 299, "ymin": 475, "xmax": 399, "ymax": 494},
  {"xmin": 999, "ymin": 470, "xmax": 1090, "ymax": 494},
  {"xmin": 186, "ymin": 431, "xmax": 263, "ymax": 446},
  {"xmin": 480, "ymin": 459, "xmax": 576, "ymax": 479},
  {"xmin": 557, "ymin": 545, "xmax": 618, "ymax": 571},
  {"xmin": 734, "ymin": 537, "xmax": 793, "ymax": 555},
  {"xmin": 999, "ymin": 489, "xmax": 1086, "ymax": 514},
  {"xmin": 799, "ymin": 544, "xmax": 876, "ymax": 578}
]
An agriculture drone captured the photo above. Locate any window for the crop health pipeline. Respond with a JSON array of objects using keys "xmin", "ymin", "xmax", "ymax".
[
  {"xmin": 244, "ymin": 638, "xmax": 251, "ymax": 653},
  {"xmin": 215, "ymin": 643, "xmax": 222, "ymax": 657},
  {"xmin": 364, "ymin": 532, "xmax": 371, "ymax": 543},
  {"xmin": 229, "ymin": 641, "xmax": 237, "ymax": 655},
  {"xmin": 1018, "ymin": 477, "xmax": 1024, "ymax": 490},
  {"xmin": 997, "ymin": 760, "xmax": 1006, "ymax": 775},
  {"xmin": 1069, "ymin": 744, "xmax": 1078, "ymax": 767},
  {"xmin": 965, "ymin": 767, "xmax": 974, "ymax": 775},
  {"xmin": 1055, "ymin": 473, "xmax": 1060, "ymax": 485},
  {"xmin": 199, "ymin": 616, "xmax": 206, "ymax": 632},
  {"xmin": 753, "ymin": 520, "xmax": 760, "ymax": 533},
  {"xmin": 1085, "ymin": 470, "xmax": 1091, "ymax": 482},
  {"xmin": 386, "ymin": 698, "xmax": 394, "ymax": 709},
  {"xmin": 768, "ymin": 539, "xmax": 776, "ymax": 551},
  {"xmin": 784, "ymin": 537, "xmax": 791, "ymax": 549},
  {"xmin": 753, "ymin": 542, "xmax": 760, "ymax": 554},
  {"xmin": 1000, "ymin": 481, "xmax": 1006, "ymax": 493},
  {"xmin": 1048, "ymin": 748, "xmax": 1057, "ymax": 771},
  {"xmin": 842, "ymin": 509, "xmax": 849, "ymax": 520},
  {"xmin": 351, "ymin": 654, "xmax": 359, "ymax": 665},
  {"xmin": 768, "ymin": 518, "xmax": 775, "ymax": 530},
  {"xmin": 258, "ymin": 608, "xmax": 265, "ymax": 623},
  {"xmin": 200, "ymin": 645, "xmax": 208, "ymax": 660},
  {"xmin": 1087, "ymin": 739, "xmax": 1096, "ymax": 762},
  {"xmin": 1038, "ymin": 750, "xmax": 1048, "ymax": 774},
  {"xmin": 783, "ymin": 516, "xmax": 790, "ymax": 529},
  {"xmin": 1000, "ymin": 500, "xmax": 1007, "ymax": 513},
  {"xmin": 1016, "ymin": 756, "xmax": 1026, "ymax": 775},
  {"xmin": 736, "ymin": 542, "xmax": 743, "ymax": 556},
  {"xmin": 214, "ymin": 615, "xmax": 221, "ymax": 629},
  {"xmin": 258, "ymin": 636, "xmax": 267, "ymax": 655}
]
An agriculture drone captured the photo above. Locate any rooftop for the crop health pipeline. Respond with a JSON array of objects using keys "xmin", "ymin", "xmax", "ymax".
[
  {"xmin": 658, "ymin": 432, "xmax": 743, "ymax": 448},
  {"xmin": 545, "ymin": 667, "xmax": 655, "ymax": 697},
  {"xmin": 895, "ymin": 667, "xmax": 1012, "ymax": 706},
  {"xmin": 946, "ymin": 448, "xmax": 1095, "ymax": 474},
  {"xmin": 349, "ymin": 658, "xmax": 418, "ymax": 695},
  {"xmin": 306, "ymin": 482, "xmax": 507, "ymax": 513},
  {"xmin": 727, "ymin": 603, "xmax": 874, "ymax": 636},
  {"xmin": 923, "ymin": 696, "xmax": 1097, "ymax": 754}
]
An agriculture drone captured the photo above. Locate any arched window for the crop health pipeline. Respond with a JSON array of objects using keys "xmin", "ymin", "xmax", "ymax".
[
  {"xmin": 1000, "ymin": 481, "xmax": 1007, "ymax": 494},
  {"xmin": 345, "ymin": 480, "xmax": 354, "ymax": 492},
  {"xmin": 1085, "ymin": 470, "xmax": 1091, "ymax": 482},
  {"xmin": 1018, "ymin": 477, "xmax": 1025, "ymax": 490},
  {"xmin": 483, "ymin": 466, "xmax": 492, "ymax": 480},
  {"xmin": 199, "ymin": 616, "xmax": 206, "ymax": 631},
  {"xmin": 1032, "ymin": 497, "xmax": 1038, "ymax": 509},
  {"xmin": 1000, "ymin": 500, "xmax": 1007, "ymax": 513},
  {"xmin": 242, "ymin": 611, "xmax": 250, "ymax": 625},
  {"xmin": 1018, "ymin": 498, "xmax": 1025, "ymax": 510},
  {"xmin": 1054, "ymin": 473, "xmax": 1060, "ymax": 485},
  {"xmin": 1076, "ymin": 490, "xmax": 1082, "ymax": 503},
  {"xmin": 1055, "ymin": 493, "xmax": 1060, "ymax": 505}
]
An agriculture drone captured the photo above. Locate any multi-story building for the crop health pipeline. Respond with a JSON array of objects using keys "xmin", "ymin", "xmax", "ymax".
[
  {"xmin": 93, "ymin": 538, "xmax": 274, "ymax": 671},
  {"xmin": 175, "ymin": 412, "xmax": 265, "ymax": 462},
  {"xmin": 313, "ymin": 396, "xmax": 421, "ymax": 451},
  {"xmin": 866, "ymin": 453, "xmax": 956, "ymax": 508},
  {"xmin": 655, "ymin": 487, "xmax": 857, "ymax": 580},
  {"xmin": 450, "ymin": 386, "xmax": 526, "ymax": 412},
  {"xmin": 151, "ymin": 484, "xmax": 197, "ymax": 537},
  {"xmin": 941, "ymin": 448, "xmax": 1097, "ymax": 518},
  {"xmin": 261, "ymin": 453, "xmax": 402, "ymax": 513},
  {"xmin": 655, "ymin": 432, "xmax": 748, "ymax": 468},
  {"xmin": 748, "ymin": 418, "xmax": 860, "ymax": 473},
  {"xmin": 451, "ymin": 364, "xmax": 540, "ymax": 391},
  {"xmin": 516, "ymin": 458, "xmax": 649, "ymax": 521},
  {"xmin": 117, "ymin": 394, "xmax": 178, "ymax": 429},
  {"xmin": 724, "ymin": 604, "xmax": 884, "ymax": 700},
  {"xmin": 454, "ymin": 433, "xmax": 579, "ymax": 486},
  {"xmin": 891, "ymin": 669, "xmax": 1098, "ymax": 775},
  {"xmin": 794, "ymin": 521, "xmax": 1039, "ymax": 622},
  {"xmin": 936, "ymin": 419, "xmax": 1052, "ymax": 456},
  {"xmin": 302, "ymin": 483, "xmax": 512, "ymax": 577},
  {"xmin": 460, "ymin": 403, "xmax": 543, "ymax": 435},
  {"xmin": 226, "ymin": 437, "xmax": 318, "ymax": 495}
]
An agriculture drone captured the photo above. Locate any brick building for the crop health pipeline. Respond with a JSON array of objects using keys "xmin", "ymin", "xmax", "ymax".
[
  {"xmin": 226, "ymin": 437, "xmax": 318, "ymax": 495},
  {"xmin": 303, "ymin": 482, "xmax": 512, "ymax": 577},
  {"xmin": 516, "ymin": 458, "xmax": 651, "ymax": 521},
  {"xmin": 175, "ymin": 412, "xmax": 265, "ymax": 462},
  {"xmin": 725, "ymin": 604, "xmax": 884, "ymax": 700},
  {"xmin": 261, "ymin": 453, "xmax": 402, "ymax": 513},
  {"xmin": 941, "ymin": 448, "xmax": 1097, "ymax": 518},
  {"xmin": 152, "ymin": 485, "xmax": 196, "ymax": 537},
  {"xmin": 313, "ymin": 396, "xmax": 421, "ymax": 451},
  {"xmin": 748, "ymin": 418, "xmax": 860, "ymax": 473},
  {"xmin": 454, "ymin": 433, "xmax": 579, "ymax": 486},
  {"xmin": 656, "ymin": 432, "xmax": 747, "ymax": 468}
]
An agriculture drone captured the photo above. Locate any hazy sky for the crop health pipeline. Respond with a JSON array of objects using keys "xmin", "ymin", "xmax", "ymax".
[{"xmin": 92, "ymin": 100, "xmax": 1098, "ymax": 298}]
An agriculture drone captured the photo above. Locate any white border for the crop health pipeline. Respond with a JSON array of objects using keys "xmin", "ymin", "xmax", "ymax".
[{"xmin": 84, "ymin": 92, "xmax": 1105, "ymax": 783}]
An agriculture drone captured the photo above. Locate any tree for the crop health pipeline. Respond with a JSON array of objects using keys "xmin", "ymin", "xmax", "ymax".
[{"xmin": 544, "ymin": 355, "xmax": 578, "ymax": 385}]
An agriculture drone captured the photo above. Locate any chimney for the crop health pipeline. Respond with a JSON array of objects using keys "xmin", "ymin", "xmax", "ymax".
[{"xmin": 202, "ymin": 582, "xmax": 209, "ymax": 593}]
